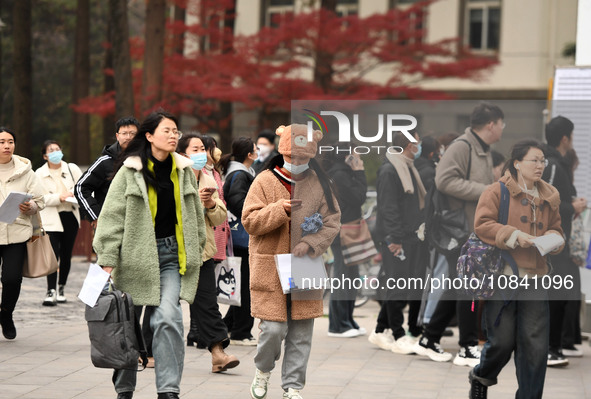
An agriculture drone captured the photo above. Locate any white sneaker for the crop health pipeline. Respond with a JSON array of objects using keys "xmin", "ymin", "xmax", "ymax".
[
  {"xmin": 357, "ymin": 327, "xmax": 367, "ymax": 335},
  {"xmin": 562, "ymin": 346, "xmax": 583, "ymax": 357},
  {"xmin": 368, "ymin": 330, "xmax": 394, "ymax": 350},
  {"xmin": 250, "ymin": 369, "xmax": 271, "ymax": 399},
  {"xmin": 282, "ymin": 388, "xmax": 303, "ymax": 399},
  {"xmin": 57, "ymin": 285, "xmax": 67, "ymax": 303},
  {"xmin": 453, "ymin": 345, "xmax": 481, "ymax": 367},
  {"xmin": 43, "ymin": 289, "xmax": 57, "ymax": 307},
  {"xmin": 328, "ymin": 328, "xmax": 360, "ymax": 338},
  {"xmin": 231, "ymin": 337, "xmax": 258, "ymax": 346},
  {"xmin": 391, "ymin": 335, "xmax": 416, "ymax": 355}
]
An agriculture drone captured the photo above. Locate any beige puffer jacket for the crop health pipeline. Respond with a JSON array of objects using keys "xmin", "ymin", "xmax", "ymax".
[{"xmin": 0, "ymin": 155, "xmax": 46, "ymax": 244}]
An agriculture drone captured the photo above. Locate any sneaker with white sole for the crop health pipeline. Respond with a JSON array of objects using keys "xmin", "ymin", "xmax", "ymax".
[
  {"xmin": 453, "ymin": 345, "xmax": 481, "ymax": 367},
  {"xmin": 250, "ymin": 369, "xmax": 271, "ymax": 399},
  {"xmin": 57, "ymin": 284, "xmax": 67, "ymax": 303},
  {"xmin": 391, "ymin": 335, "xmax": 416, "ymax": 355},
  {"xmin": 231, "ymin": 337, "xmax": 257, "ymax": 346},
  {"xmin": 562, "ymin": 345, "xmax": 583, "ymax": 357},
  {"xmin": 357, "ymin": 327, "xmax": 367, "ymax": 335},
  {"xmin": 368, "ymin": 330, "xmax": 394, "ymax": 350},
  {"xmin": 328, "ymin": 328, "xmax": 360, "ymax": 338},
  {"xmin": 547, "ymin": 348, "xmax": 569, "ymax": 367},
  {"xmin": 282, "ymin": 388, "xmax": 303, "ymax": 399},
  {"xmin": 413, "ymin": 336, "xmax": 453, "ymax": 362},
  {"xmin": 43, "ymin": 289, "xmax": 58, "ymax": 307}
]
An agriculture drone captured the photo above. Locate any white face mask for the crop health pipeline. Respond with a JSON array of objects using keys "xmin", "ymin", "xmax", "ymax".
[
  {"xmin": 257, "ymin": 144, "xmax": 271, "ymax": 157},
  {"xmin": 283, "ymin": 161, "xmax": 309, "ymax": 174}
]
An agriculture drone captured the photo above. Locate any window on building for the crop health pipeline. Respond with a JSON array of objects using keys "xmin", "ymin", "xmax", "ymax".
[
  {"xmin": 465, "ymin": 0, "xmax": 501, "ymax": 51},
  {"xmin": 389, "ymin": 0, "xmax": 425, "ymax": 45},
  {"xmin": 262, "ymin": 0, "xmax": 295, "ymax": 28},
  {"xmin": 336, "ymin": 0, "xmax": 358, "ymax": 18}
]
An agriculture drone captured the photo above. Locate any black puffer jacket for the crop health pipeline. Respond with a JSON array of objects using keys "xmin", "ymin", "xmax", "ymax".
[
  {"xmin": 223, "ymin": 169, "xmax": 255, "ymax": 219},
  {"xmin": 414, "ymin": 156, "xmax": 436, "ymax": 192},
  {"xmin": 375, "ymin": 160, "xmax": 423, "ymax": 245},
  {"xmin": 328, "ymin": 162, "xmax": 367, "ymax": 224},
  {"xmin": 542, "ymin": 146, "xmax": 576, "ymax": 241},
  {"xmin": 75, "ymin": 142, "xmax": 122, "ymax": 221}
]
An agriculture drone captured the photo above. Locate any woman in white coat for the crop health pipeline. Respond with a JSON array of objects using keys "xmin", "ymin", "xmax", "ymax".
[
  {"xmin": 36, "ymin": 140, "xmax": 82, "ymax": 305},
  {"xmin": 0, "ymin": 127, "xmax": 45, "ymax": 340}
]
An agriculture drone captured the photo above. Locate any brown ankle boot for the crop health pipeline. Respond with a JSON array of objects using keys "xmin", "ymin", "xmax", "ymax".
[{"xmin": 211, "ymin": 342, "xmax": 240, "ymax": 373}]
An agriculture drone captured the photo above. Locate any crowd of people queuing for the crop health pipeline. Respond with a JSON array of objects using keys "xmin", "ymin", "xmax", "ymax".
[{"xmin": 0, "ymin": 102, "xmax": 588, "ymax": 399}]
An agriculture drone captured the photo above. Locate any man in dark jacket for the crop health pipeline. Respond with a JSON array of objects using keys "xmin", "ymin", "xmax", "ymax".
[
  {"xmin": 74, "ymin": 117, "xmax": 139, "ymax": 226},
  {"xmin": 368, "ymin": 131, "xmax": 427, "ymax": 355},
  {"xmin": 414, "ymin": 135, "xmax": 441, "ymax": 192},
  {"xmin": 542, "ymin": 116, "xmax": 587, "ymax": 366}
]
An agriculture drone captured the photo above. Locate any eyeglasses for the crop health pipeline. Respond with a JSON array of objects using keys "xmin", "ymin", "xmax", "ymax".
[
  {"xmin": 523, "ymin": 159, "xmax": 548, "ymax": 167},
  {"xmin": 117, "ymin": 131, "xmax": 137, "ymax": 138}
]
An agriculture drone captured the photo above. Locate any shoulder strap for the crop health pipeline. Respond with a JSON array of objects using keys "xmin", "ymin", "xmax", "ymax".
[
  {"xmin": 498, "ymin": 182, "xmax": 510, "ymax": 224},
  {"xmin": 497, "ymin": 181, "xmax": 519, "ymax": 275},
  {"xmin": 455, "ymin": 139, "xmax": 472, "ymax": 180}
]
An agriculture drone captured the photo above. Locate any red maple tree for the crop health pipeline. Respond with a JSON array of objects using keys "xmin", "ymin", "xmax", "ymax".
[{"xmin": 74, "ymin": 0, "xmax": 497, "ymax": 144}]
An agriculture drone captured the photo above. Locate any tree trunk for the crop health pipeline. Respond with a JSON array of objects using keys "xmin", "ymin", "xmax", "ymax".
[
  {"xmin": 172, "ymin": 4, "xmax": 185, "ymax": 56},
  {"xmin": 142, "ymin": 0, "xmax": 166, "ymax": 114},
  {"xmin": 109, "ymin": 0, "xmax": 134, "ymax": 119},
  {"xmin": 12, "ymin": 0, "xmax": 32, "ymax": 159},
  {"xmin": 218, "ymin": 0, "xmax": 236, "ymax": 153},
  {"xmin": 71, "ymin": 0, "xmax": 90, "ymax": 164},
  {"xmin": 313, "ymin": 0, "xmax": 336, "ymax": 93},
  {"xmin": 102, "ymin": 15, "xmax": 116, "ymax": 148}
]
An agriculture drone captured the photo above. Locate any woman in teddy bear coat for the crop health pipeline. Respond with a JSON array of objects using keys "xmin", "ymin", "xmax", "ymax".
[{"xmin": 242, "ymin": 124, "xmax": 341, "ymax": 399}]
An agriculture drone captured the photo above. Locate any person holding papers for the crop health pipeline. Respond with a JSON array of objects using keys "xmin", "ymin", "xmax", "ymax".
[
  {"xmin": 0, "ymin": 127, "xmax": 45, "ymax": 340},
  {"xmin": 469, "ymin": 139, "xmax": 564, "ymax": 399},
  {"xmin": 36, "ymin": 140, "xmax": 82, "ymax": 306},
  {"xmin": 93, "ymin": 111, "xmax": 206, "ymax": 399},
  {"xmin": 242, "ymin": 124, "xmax": 340, "ymax": 399}
]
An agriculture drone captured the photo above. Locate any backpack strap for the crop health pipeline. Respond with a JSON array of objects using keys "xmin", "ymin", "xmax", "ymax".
[
  {"xmin": 493, "ymin": 181, "xmax": 520, "ymax": 326},
  {"xmin": 455, "ymin": 139, "xmax": 472, "ymax": 180},
  {"xmin": 497, "ymin": 182, "xmax": 519, "ymax": 276}
]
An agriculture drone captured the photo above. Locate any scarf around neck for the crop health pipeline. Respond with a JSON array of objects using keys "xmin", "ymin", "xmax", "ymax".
[{"xmin": 385, "ymin": 152, "xmax": 426, "ymax": 209}]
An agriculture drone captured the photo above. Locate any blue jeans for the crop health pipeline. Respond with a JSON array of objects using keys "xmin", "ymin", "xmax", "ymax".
[
  {"xmin": 473, "ymin": 285, "xmax": 549, "ymax": 399},
  {"xmin": 114, "ymin": 236, "xmax": 184, "ymax": 394}
]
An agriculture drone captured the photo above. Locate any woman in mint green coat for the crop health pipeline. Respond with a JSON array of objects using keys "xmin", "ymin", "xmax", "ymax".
[{"xmin": 93, "ymin": 110, "xmax": 206, "ymax": 399}]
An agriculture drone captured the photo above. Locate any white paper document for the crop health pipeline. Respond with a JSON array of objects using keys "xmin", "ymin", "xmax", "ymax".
[
  {"xmin": 532, "ymin": 233, "xmax": 565, "ymax": 256},
  {"xmin": 274, "ymin": 253, "xmax": 328, "ymax": 294},
  {"xmin": 0, "ymin": 192, "xmax": 32, "ymax": 224},
  {"xmin": 65, "ymin": 197, "xmax": 78, "ymax": 205},
  {"xmin": 78, "ymin": 263, "xmax": 111, "ymax": 307}
]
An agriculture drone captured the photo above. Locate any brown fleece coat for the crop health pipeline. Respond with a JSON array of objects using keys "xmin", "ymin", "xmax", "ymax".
[
  {"xmin": 474, "ymin": 172, "xmax": 564, "ymax": 276},
  {"xmin": 242, "ymin": 169, "xmax": 341, "ymax": 322}
]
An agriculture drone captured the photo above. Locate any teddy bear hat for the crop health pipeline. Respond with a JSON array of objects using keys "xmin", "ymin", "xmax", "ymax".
[{"xmin": 276, "ymin": 124, "xmax": 323, "ymax": 159}]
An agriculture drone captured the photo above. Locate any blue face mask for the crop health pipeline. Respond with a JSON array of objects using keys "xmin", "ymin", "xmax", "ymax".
[
  {"xmin": 190, "ymin": 153, "xmax": 208, "ymax": 170},
  {"xmin": 413, "ymin": 143, "xmax": 422, "ymax": 160},
  {"xmin": 47, "ymin": 150, "xmax": 63, "ymax": 165}
]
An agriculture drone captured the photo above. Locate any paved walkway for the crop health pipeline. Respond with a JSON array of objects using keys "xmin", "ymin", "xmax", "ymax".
[{"xmin": 1, "ymin": 256, "xmax": 591, "ymax": 398}]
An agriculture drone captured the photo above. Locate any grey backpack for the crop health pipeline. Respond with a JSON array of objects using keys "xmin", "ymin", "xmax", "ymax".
[{"xmin": 85, "ymin": 287, "xmax": 148, "ymax": 370}]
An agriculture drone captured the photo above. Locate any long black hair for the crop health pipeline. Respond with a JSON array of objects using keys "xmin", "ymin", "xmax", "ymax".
[
  {"xmin": 265, "ymin": 153, "xmax": 338, "ymax": 213},
  {"xmin": 112, "ymin": 110, "xmax": 179, "ymax": 187},
  {"xmin": 219, "ymin": 136, "xmax": 255, "ymax": 176},
  {"xmin": 502, "ymin": 139, "xmax": 546, "ymax": 179}
]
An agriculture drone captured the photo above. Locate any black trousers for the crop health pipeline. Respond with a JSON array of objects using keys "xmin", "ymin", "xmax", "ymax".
[
  {"xmin": 423, "ymin": 251, "xmax": 479, "ymax": 347},
  {"xmin": 223, "ymin": 246, "xmax": 254, "ymax": 340},
  {"xmin": 328, "ymin": 236, "xmax": 360, "ymax": 333},
  {"xmin": 0, "ymin": 242, "xmax": 27, "ymax": 314},
  {"xmin": 189, "ymin": 258, "xmax": 229, "ymax": 350},
  {"xmin": 47, "ymin": 211, "xmax": 79, "ymax": 289},
  {"xmin": 549, "ymin": 252, "xmax": 581, "ymax": 349},
  {"xmin": 375, "ymin": 241, "xmax": 424, "ymax": 339}
]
